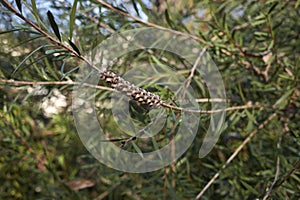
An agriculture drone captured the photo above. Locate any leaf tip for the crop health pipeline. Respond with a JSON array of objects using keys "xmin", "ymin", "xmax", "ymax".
[
  {"xmin": 68, "ymin": 39, "xmax": 81, "ymax": 56},
  {"xmin": 16, "ymin": 0, "xmax": 22, "ymax": 14}
]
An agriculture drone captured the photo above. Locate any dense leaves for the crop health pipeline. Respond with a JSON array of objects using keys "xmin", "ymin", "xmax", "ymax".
[{"xmin": 0, "ymin": 0, "xmax": 299, "ymax": 199}]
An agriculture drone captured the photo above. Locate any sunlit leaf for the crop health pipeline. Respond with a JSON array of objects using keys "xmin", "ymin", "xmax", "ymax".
[
  {"xmin": 132, "ymin": 142, "xmax": 144, "ymax": 158},
  {"xmin": 274, "ymin": 88, "xmax": 294, "ymax": 109}
]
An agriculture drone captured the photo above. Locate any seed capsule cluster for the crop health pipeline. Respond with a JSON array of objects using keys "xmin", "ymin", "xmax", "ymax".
[{"xmin": 99, "ymin": 70, "xmax": 163, "ymax": 109}]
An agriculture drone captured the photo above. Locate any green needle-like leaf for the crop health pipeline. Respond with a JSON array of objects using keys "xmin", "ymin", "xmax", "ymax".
[
  {"xmin": 69, "ymin": 0, "xmax": 78, "ymax": 40},
  {"xmin": 13, "ymin": 45, "xmax": 51, "ymax": 75}
]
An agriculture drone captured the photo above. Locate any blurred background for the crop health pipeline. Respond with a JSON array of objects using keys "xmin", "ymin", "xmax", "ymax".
[{"xmin": 0, "ymin": 0, "xmax": 299, "ymax": 199}]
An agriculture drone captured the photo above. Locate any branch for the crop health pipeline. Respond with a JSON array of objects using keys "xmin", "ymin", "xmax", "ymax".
[
  {"xmin": 196, "ymin": 113, "xmax": 277, "ymax": 199},
  {"xmin": 0, "ymin": 0, "xmax": 97, "ymax": 71},
  {"xmin": 196, "ymin": 98, "xmax": 227, "ymax": 103},
  {"xmin": 1, "ymin": 79, "xmax": 261, "ymax": 114},
  {"xmin": 265, "ymin": 161, "xmax": 300, "ymax": 198},
  {"xmin": 0, "ymin": 0, "xmax": 261, "ymax": 115},
  {"xmin": 0, "ymin": 79, "xmax": 115, "ymax": 92},
  {"xmin": 162, "ymin": 101, "xmax": 260, "ymax": 114},
  {"xmin": 263, "ymin": 117, "xmax": 300, "ymax": 199},
  {"xmin": 93, "ymin": 0, "xmax": 207, "ymax": 45},
  {"xmin": 185, "ymin": 47, "xmax": 208, "ymax": 90}
]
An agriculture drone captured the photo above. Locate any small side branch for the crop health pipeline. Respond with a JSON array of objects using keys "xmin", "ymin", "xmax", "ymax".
[
  {"xmin": 162, "ymin": 101, "xmax": 260, "ymax": 114},
  {"xmin": 196, "ymin": 113, "xmax": 277, "ymax": 199}
]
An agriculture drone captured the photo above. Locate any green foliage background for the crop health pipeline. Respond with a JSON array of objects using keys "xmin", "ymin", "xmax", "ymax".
[{"xmin": 0, "ymin": 0, "xmax": 299, "ymax": 199}]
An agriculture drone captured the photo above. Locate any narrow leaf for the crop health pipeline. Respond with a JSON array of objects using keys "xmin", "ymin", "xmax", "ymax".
[
  {"xmin": 132, "ymin": 142, "xmax": 144, "ymax": 158},
  {"xmin": 47, "ymin": 10, "xmax": 61, "ymax": 41},
  {"xmin": 16, "ymin": 0, "xmax": 22, "ymax": 13},
  {"xmin": 44, "ymin": 58, "xmax": 59, "ymax": 80},
  {"xmin": 68, "ymin": 39, "xmax": 81, "ymax": 56},
  {"xmin": 13, "ymin": 35, "xmax": 43, "ymax": 48},
  {"xmin": 274, "ymin": 88, "xmax": 294, "ymax": 109},
  {"xmin": 268, "ymin": 2, "xmax": 278, "ymax": 14},
  {"xmin": 112, "ymin": 4, "xmax": 128, "ymax": 13},
  {"xmin": 296, "ymin": 0, "xmax": 300, "ymax": 9},
  {"xmin": 131, "ymin": 0, "xmax": 140, "ymax": 16},
  {"xmin": 61, "ymin": 66, "xmax": 79, "ymax": 79},
  {"xmin": 165, "ymin": 10, "xmax": 173, "ymax": 28},
  {"xmin": 30, "ymin": 0, "xmax": 40, "ymax": 23},
  {"xmin": 0, "ymin": 28, "xmax": 24, "ymax": 35},
  {"xmin": 13, "ymin": 45, "xmax": 51, "ymax": 75},
  {"xmin": 45, "ymin": 49, "xmax": 67, "ymax": 55},
  {"xmin": 69, "ymin": 0, "xmax": 78, "ymax": 40}
]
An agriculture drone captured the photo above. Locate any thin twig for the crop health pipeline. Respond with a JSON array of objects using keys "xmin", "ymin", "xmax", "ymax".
[
  {"xmin": 263, "ymin": 156, "xmax": 281, "ymax": 200},
  {"xmin": 262, "ymin": 122, "xmax": 284, "ymax": 200},
  {"xmin": 265, "ymin": 160, "xmax": 300, "ymax": 198},
  {"xmin": 263, "ymin": 117, "xmax": 300, "ymax": 199},
  {"xmin": 1, "ymin": 0, "xmax": 98, "ymax": 72},
  {"xmin": 185, "ymin": 46, "xmax": 208, "ymax": 89},
  {"xmin": 196, "ymin": 113, "xmax": 277, "ymax": 199},
  {"xmin": 61, "ymin": 1, "xmax": 116, "ymax": 34},
  {"xmin": 94, "ymin": 0, "xmax": 207, "ymax": 45},
  {"xmin": 118, "ymin": 101, "xmax": 260, "ymax": 148},
  {"xmin": 0, "ymin": 79, "xmax": 115, "ymax": 92},
  {"xmin": 0, "ymin": 0, "xmax": 261, "ymax": 116},
  {"xmin": 1, "ymin": 79, "xmax": 260, "ymax": 114},
  {"xmin": 179, "ymin": 45, "xmax": 209, "ymax": 101},
  {"xmin": 162, "ymin": 101, "xmax": 260, "ymax": 114},
  {"xmin": 0, "ymin": 0, "xmax": 228, "ymax": 115},
  {"xmin": 95, "ymin": 0, "xmax": 267, "ymax": 60},
  {"xmin": 196, "ymin": 98, "xmax": 227, "ymax": 103},
  {"xmin": 120, "ymin": 109, "xmax": 167, "ymax": 148}
]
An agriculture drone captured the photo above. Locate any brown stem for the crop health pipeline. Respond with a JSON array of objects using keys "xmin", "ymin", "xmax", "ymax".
[
  {"xmin": 94, "ymin": 0, "xmax": 207, "ymax": 45},
  {"xmin": 196, "ymin": 113, "xmax": 277, "ymax": 199}
]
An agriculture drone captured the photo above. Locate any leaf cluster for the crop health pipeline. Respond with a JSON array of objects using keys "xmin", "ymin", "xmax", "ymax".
[{"xmin": 0, "ymin": 0, "xmax": 299, "ymax": 199}]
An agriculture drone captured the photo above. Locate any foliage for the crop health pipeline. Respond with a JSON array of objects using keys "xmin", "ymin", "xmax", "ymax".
[{"xmin": 0, "ymin": 0, "xmax": 299, "ymax": 199}]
